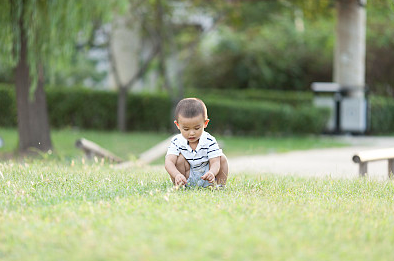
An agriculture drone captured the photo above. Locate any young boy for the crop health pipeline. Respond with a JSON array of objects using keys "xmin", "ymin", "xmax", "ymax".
[{"xmin": 165, "ymin": 98, "xmax": 229, "ymax": 188}]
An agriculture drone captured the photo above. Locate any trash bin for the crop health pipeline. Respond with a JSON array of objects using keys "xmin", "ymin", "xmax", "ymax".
[{"xmin": 311, "ymin": 82, "xmax": 368, "ymax": 134}]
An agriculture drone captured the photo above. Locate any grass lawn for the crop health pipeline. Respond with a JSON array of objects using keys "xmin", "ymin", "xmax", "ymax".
[
  {"xmin": 0, "ymin": 128, "xmax": 347, "ymax": 161},
  {"xmin": 0, "ymin": 160, "xmax": 393, "ymax": 260}
]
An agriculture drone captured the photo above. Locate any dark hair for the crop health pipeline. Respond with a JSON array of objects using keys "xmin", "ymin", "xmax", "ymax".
[{"xmin": 175, "ymin": 98, "xmax": 208, "ymax": 121}]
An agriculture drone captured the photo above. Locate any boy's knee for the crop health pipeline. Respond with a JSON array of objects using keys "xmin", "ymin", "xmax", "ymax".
[
  {"xmin": 176, "ymin": 154, "xmax": 189, "ymax": 167},
  {"xmin": 175, "ymin": 154, "xmax": 190, "ymax": 176},
  {"xmin": 220, "ymin": 154, "xmax": 228, "ymax": 166}
]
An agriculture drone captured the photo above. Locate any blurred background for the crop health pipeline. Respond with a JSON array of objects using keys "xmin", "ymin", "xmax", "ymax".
[{"xmin": 0, "ymin": 0, "xmax": 393, "ymax": 157}]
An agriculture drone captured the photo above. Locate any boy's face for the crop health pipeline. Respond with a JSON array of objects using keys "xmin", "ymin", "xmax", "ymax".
[{"xmin": 175, "ymin": 114, "xmax": 209, "ymax": 144}]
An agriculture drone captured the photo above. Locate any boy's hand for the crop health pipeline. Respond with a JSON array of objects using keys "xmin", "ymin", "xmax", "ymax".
[
  {"xmin": 175, "ymin": 174, "xmax": 187, "ymax": 186},
  {"xmin": 201, "ymin": 171, "xmax": 215, "ymax": 183}
]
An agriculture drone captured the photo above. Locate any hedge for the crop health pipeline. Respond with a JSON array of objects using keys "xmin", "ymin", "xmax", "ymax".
[
  {"xmin": 369, "ymin": 96, "xmax": 394, "ymax": 134},
  {"xmin": 0, "ymin": 86, "xmax": 17, "ymax": 127},
  {"xmin": 1, "ymin": 85, "xmax": 331, "ymax": 135},
  {"xmin": 206, "ymin": 99, "xmax": 329, "ymax": 135},
  {"xmin": 46, "ymin": 88, "xmax": 173, "ymax": 132},
  {"xmin": 186, "ymin": 88, "xmax": 313, "ymax": 107}
]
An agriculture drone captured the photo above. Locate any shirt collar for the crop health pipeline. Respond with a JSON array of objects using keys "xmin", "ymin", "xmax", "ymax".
[
  {"xmin": 197, "ymin": 131, "xmax": 209, "ymax": 148},
  {"xmin": 178, "ymin": 131, "xmax": 209, "ymax": 152}
]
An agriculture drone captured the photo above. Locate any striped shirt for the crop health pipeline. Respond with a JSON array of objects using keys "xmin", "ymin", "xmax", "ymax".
[{"xmin": 166, "ymin": 131, "xmax": 223, "ymax": 170}]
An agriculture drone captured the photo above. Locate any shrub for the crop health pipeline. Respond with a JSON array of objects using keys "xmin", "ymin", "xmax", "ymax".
[
  {"xmin": 126, "ymin": 94, "xmax": 172, "ymax": 132},
  {"xmin": 0, "ymin": 85, "xmax": 172, "ymax": 132},
  {"xmin": 46, "ymin": 88, "xmax": 172, "ymax": 131},
  {"xmin": 47, "ymin": 88, "xmax": 118, "ymax": 129},
  {"xmin": 369, "ymin": 96, "xmax": 394, "ymax": 134},
  {"xmin": 0, "ymin": 85, "xmax": 330, "ymax": 135},
  {"xmin": 0, "ymin": 84, "xmax": 17, "ymax": 127},
  {"xmin": 186, "ymin": 88, "xmax": 313, "ymax": 107},
  {"xmin": 206, "ymin": 99, "xmax": 329, "ymax": 135},
  {"xmin": 184, "ymin": 18, "xmax": 334, "ymax": 92}
]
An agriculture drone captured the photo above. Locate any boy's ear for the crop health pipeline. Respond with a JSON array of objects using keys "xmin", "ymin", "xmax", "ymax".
[
  {"xmin": 204, "ymin": 119, "xmax": 210, "ymax": 128},
  {"xmin": 174, "ymin": 120, "xmax": 180, "ymax": 129}
]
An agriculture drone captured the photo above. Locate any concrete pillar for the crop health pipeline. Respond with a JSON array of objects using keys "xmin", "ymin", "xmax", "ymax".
[{"xmin": 333, "ymin": 0, "xmax": 366, "ymax": 98}]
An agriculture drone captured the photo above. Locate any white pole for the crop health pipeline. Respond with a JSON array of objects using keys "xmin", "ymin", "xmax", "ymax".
[{"xmin": 333, "ymin": 0, "xmax": 366, "ymax": 98}]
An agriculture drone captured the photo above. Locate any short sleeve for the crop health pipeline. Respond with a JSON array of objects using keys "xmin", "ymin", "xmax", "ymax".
[
  {"xmin": 166, "ymin": 137, "xmax": 180, "ymax": 156},
  {"xmin": 207, "ymin": 136, "xmax": 223, "ymax": 159}
]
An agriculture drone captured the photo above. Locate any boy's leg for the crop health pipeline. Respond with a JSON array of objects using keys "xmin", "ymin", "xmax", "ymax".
[
  {"xmin": 216, "ymin": 155, "xmax": 229, "ymax": 185},
  {"xmin": 170, "ymin": 154, "xmax": 190, "ymax": 185}
]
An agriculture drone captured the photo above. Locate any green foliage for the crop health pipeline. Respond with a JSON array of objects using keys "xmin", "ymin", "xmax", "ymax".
[
  {"xmin": 0, "ymin": 0, "xmax": 127, "ymax": 86},
  {"xmin": 0, "ymin": 63, "xmax": 13, "ymax": 83},
  {"xmin": 49, "ymin": 55, "xmax": 107, "ymax": 87},
  {"xmin": 2, "ymin": 84, "xmax": 394, "ymax": 135},
  {"xmin": 0, "ymin": 85, "xmax": 328, "ymax": 135},
  {"xmin": 47, "ymin": 88, "xmax": 119, "ymax": 130},
  {"xmin": 207, "ymin": 99, "xmax": 329, "ymax": 135},
  {"xmin": 186, "ymin": 88, "xmax": 313, "ymax": 106},
  {"xmin": 369, "ymin": 96, "xmax": 394, "ymax": 134},
  {"xmin": 1, "ymin": 161, "xmax": 394, "ymax": 260},
  {"xmin": 288, "ymin": 0, "xmax": 335, "ymax": 20},
  {"xmin": 45, "ymin": 87, "xmax": 173, "ymax": 132},
  {"xmin": 365, "ymin": 0, "xmax": 394, "ymax": 95},
  {"xmin": 185, "ymin": 15, "xmax": 334, "ymax": 91},
  {"xmin": 0, "ymin": 84, "xmax": 17, "ymax": 127},
  {"xmin": 185, "ymin": 0, "xmax": 394, "ymax": 94},
  {"xmin": 126, "ymin": 93, "xmax": 173, "ymax": 132}
]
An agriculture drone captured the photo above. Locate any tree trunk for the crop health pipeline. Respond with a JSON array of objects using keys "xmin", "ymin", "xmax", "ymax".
[
  {"xmin": 156, "ymin": 0, "xmax": 171, "ymax": 92},
  {"xmin": 117, "ymin": 86, "xmax": 127, "ymax": 132},
  {"xmin": 334, "ymin": 0, "xmax": 366, "ymax": 97},
  {"xmin": 15, "ymin": 12, "xmax": 52, "ymax": 153}
]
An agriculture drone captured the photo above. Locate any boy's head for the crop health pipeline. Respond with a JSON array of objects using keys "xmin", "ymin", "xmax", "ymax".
[
  {"xmin": 174, "ymin": 98, "xmax": 209, "ymax": 143},
  {"xmin": 174, "ymin": 98, "xmax": 208, "ymax": 121}
]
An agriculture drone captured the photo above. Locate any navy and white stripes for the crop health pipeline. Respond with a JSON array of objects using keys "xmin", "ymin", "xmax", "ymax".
[{"xmin": 166, "ymin": 131, "xmax": 223, "ymax": 169}]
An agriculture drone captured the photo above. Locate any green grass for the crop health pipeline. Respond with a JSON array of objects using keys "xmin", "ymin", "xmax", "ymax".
[
  {"xmin": 0, "ymin": 128, "xmax": 170, "ymax": 160},
  {"xmin": 0, "ymin": 160, "xmax": 393, "ymax": 260},
  {"xmin": 0, "ymin": 128, "xmax": 347, "ymax": 160},
  {"xmin": 220, "ymin": 135, "xmax": 346, "ymax": 156}
]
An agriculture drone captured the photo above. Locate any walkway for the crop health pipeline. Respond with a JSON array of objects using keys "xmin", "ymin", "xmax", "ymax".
[{"xmin": 228, "ymin": 136, "xmax": 394, "ymax": 180}]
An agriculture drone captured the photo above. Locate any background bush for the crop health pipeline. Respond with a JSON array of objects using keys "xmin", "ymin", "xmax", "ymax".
[
  {"xmin": 186, "ymin": 88, "xmax": 313, "ymax": 107},
  {"xmin": 369, "ymin": 96, "xmax": 394, "ymax": 134},
  {"xmin": 0, "ymin": 84, "xmax": 17, "ymax": 127},
  {"xmin": 206, "ymin": 99, "xmax": 329, "ymax": 135},
  {"xmin": 0, "ymin": 85, "xmax": 329, "ymax": 135},
  {"xmin": 184, "ymin": 2, "xmax": 394, "ymax": 96},
  {"xmin": 46, "ymin": 88, "xmax": 173, "ymax": 132},
  {"xmin": 184, "ymin": 18, "xmax": 334, "ymax": 92},
  {"xmin": 2, "ymin": 85, "xmax": 393, "ymax": 135}
]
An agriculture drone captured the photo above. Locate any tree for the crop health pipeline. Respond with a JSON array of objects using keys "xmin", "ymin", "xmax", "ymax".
[
  {"xmin": 108, "ymin": 0, "xmax": 162, "ymax": 132},
  {"xmin": 0, "ymin": 0, "xmax": 126, "ymax": 153},
  {"xmin": 278, "ymin": 0, "xmax": 367, "ymax": 95},
  {"xmin": 334, "ymin": 0, "xmax": 366, "ymax": 97},
  {"xmin": 109, "ymin": 0, "xmax": 219, "ymax": 132}
]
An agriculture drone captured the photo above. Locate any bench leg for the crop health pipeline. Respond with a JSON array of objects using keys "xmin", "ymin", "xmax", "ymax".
[
  {"xmin": 389, "ymin": 159, "xmax": 394, "ymax": 179},
  {"xmin": 359, "ymin": 162, "xmax": 367, "ymax": 177}
]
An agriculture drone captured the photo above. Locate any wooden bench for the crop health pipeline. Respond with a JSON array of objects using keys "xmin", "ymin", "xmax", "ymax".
[
  {"xmin": 75, "ymin": 136, "xmax": 174, "ymax": 167},
  {"xmin": 75, "ymin": 138, "xmax": 124, "ymax": 163},
  {"xmin": 352, "ymin": 148, "xmax": 394, "ymax": 178}
]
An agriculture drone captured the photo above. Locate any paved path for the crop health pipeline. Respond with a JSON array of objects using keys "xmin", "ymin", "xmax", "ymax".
[{"xmin": 228, "ymin": 136, "xmax": 394, "ymax": 180}]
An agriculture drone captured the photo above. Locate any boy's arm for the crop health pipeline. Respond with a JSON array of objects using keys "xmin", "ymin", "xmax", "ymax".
[
  {"xmin": 201, "ymin": 156, "xmax": 220, "ymax": 183},
  {"xmin": 165, "ymin": 155, "xmax": 187, "ymax": 185}
]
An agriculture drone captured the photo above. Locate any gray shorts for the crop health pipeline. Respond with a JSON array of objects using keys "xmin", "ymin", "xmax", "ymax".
[{"xmin": 187, "ymin": 163, "xmax": 211, "ymax": 188}]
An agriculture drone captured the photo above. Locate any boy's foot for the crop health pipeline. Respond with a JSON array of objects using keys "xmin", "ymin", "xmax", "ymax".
[{"xmin": 215, "ymin": 184, "xmax": 226, "ymax": 190}]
